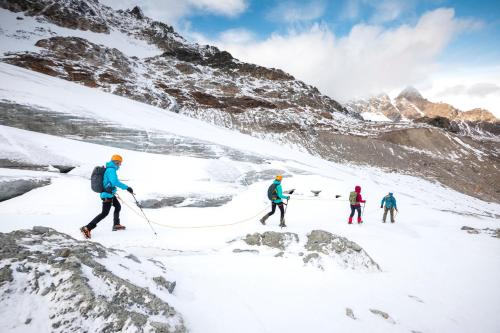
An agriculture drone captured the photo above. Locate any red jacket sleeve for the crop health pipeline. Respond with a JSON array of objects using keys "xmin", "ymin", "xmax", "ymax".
[{"xmin": 357, "ymin": 193, "xmax": 365, "ymax": 203}]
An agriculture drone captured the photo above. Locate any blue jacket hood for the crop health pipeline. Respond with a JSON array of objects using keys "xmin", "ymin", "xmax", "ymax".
[
  {"xmin": 273, "ymin": 180, "xmax": 281, "ymax": 185},
  {"xmin": 106, "ymin": 161, "xmax": 119, "ymax": 170}
]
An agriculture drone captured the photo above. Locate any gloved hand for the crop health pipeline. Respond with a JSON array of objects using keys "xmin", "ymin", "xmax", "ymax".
[
  {"xmin": 127, "ymin": 187, "xmax": 134, "ymax": 194},
  {"xmin": 286, "ymin": 196, "xmax": 290, "ymax": 200},
  {"xmin": 380, "ymin": 205, "xmax": 383, "ymax": 209}
]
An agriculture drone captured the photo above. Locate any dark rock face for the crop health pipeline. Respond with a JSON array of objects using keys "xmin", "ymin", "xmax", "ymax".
[
  {"xmin": 414, "ymin": 116, "xmax": 460, "ymax": 133},
  {"xmin": 415, "ymin": 116, "xmax": 500, "ymax": 137},
  {"xmin": 1, "ymin": 0, "xmax": 109, "ymax": 33},
  {"xmin": 6, "ymin": 36, "xmax": 133, "ymax": 90},
  {"xmin": 0, "ymin": 228, "xmax": 186, "ymax": 332},
  {"xmin": 128, "ymin": 6, "xmax": 144, "ymax": 20},
  {"xmin": 0, "ymin": 178, "xmax": 51, "ymax": 201}
]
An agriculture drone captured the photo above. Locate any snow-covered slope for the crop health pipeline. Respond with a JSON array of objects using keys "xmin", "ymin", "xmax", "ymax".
[
  {"xmin": 1, "ymin": 1, "xmax": 499, "ymax": 203},
  {"xmin": 0, "ymin": 62, "xmax": 499, "ymax": 333}
]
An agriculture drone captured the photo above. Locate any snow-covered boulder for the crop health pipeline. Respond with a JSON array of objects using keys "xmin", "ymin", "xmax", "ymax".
[
  {"xmin": 305, "ymin": 230, "xmax": 380, "ymax": 271},
  {"xmin": 0, "ymin": 227, "xmax": 185, "ymax": 333},
  {"xmin": 243, "ymin": 231, "xmax": 299, "ymax": 250}
]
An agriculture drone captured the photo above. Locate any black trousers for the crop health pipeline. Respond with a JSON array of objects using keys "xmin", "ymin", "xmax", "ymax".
[
  {"xmin": 87, "ymin": 196, "xmax": 121, "ymax": 230},
  {"xmin": 349, "ymin": 205, "xmax": 361, "ymax": 218},
  {"xmin": 269, "ymin": 202, "xmax": 285, "ymax": 220}
]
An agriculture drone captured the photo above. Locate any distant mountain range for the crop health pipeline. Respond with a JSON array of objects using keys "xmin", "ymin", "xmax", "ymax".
[{"xmin": 346, "ymin": 86, "xmax": 498, "ymax": 123}]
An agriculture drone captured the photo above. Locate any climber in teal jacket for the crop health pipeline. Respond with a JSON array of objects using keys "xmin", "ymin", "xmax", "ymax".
[
  {"xmin": 381, "ymin": 192, "xmax": 398, "ymax": 223},
  {"xmin": 271, "ymin": 178, "xmax": 289, "ymax": 204},
  {"xmin": 260, "ymin": 175, "xmax": 290, "ymax": 227},
  {"xmin": 81, "ymin": 155, "xmax": 133, "ymax": 239},
  {"xmin": 101, "ymin": 160, "xmax": 129, "ymax": 199}
]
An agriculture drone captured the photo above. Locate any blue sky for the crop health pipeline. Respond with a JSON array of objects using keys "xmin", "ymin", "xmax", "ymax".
[
  {"xmin": 103, "ymin": 0, "xmax": 500, "ymax": 114},
  {"xmin": 187, "ymin": 0, "xmax": 500, "ymax": 66}
]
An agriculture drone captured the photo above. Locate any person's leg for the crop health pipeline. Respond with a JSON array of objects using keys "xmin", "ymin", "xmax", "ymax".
[
  {"xmin": 269, "ymin": 202, "xmax": 277, "ymax": 215},
  {"xmin": 349, "ymin": 205, "xmax": 355, "ymax": 223},
  {"xmin": 278, "ymin": 203, "xmax": 285, "ymax": 226},
  {"xmin": 383, "ymin": 207, "xmax": 388, "ymax": 222},
  {"xmin": 260, "ymin": 202, "xmax": 276, "ymax": 224},
  {"xmin": 112, "ymin": 196, "xmax": 121, "ymax": 225},
  {"xmin": 356, "ymin": 206, "xmax": 362, "ymax": 223},
  {"xmin": 349, "ymin": 205, "xmax": 356, "ymax": 218},
  {"xmin": 390, "ymin": 208, "xmax": 395, "ymax": 223},
  {"xmin": 87, "ymin": 199, "xmax": 112, "ymax": 231}
]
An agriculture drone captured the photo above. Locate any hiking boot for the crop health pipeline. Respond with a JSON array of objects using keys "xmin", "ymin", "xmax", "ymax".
[
  {"xmin": 357, "ymin": 217, "xmax": 363, "ymax": 224},
  {"xmin": 279, "ymin": 219, "xmax": 286, "ymax": 228},
  {"xmin": 80, "ymin": 226, "xmax": 91, "ymax": 239},
  {"xmin": 260, "ymin": 213, "xmax": 270, "ymax": 225},
  {"xmin": 112, "ymin": 224, "xmax": 126, "ymax": 231}
]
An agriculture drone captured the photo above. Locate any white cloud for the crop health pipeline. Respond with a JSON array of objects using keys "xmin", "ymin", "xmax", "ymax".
[
  {"xmin": 419, "ymin": 66, "xmax": 500, "ymax": 116},
  {"xmin": 201, "ymin": 8, "xmax": 481, "ymax": 104},
  {"xmin": 267, "ymin": 1, "xmax": 326, "ymax": 23},
  {"xmin": 340, "ymin": 0, "xmax": 414, "ymax": 23},
  {"xmin": 101, "ymin": 0, "xmax": 248, "ymax": 26},
  {"xmin": 219, "ymin": 28, "xmax": 256, "ymax": 44},
  {"xmin": 370, "ymin": 0, "xmax": 413, "ymax": 23}
]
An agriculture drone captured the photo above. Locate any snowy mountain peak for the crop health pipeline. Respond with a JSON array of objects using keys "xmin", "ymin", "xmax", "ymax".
[
  {"xmin": 396, "ymin": 86, "xmax": 425, "ymax": 102},
  {"xmin": 127, "ymin": 5, "xmax": 145, "ymax": 20}
]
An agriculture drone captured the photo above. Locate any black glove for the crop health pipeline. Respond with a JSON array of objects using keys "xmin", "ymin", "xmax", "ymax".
[
  {"xmin": 127, "ymin": 187, "xmax": 134, "ymax": 194},
  {"xmin": 380, "ymin": 205, "xmax": 383, "ymax": 209}
]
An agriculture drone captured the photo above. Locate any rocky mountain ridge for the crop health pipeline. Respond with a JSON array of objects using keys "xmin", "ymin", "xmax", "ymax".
[
  {"xmin": 0, "ymin": 0, "xmax": 499, "ymax": 203},
  {"xmin": 346, "ymin": 86, "xmax": 498, "ymax": 124}
]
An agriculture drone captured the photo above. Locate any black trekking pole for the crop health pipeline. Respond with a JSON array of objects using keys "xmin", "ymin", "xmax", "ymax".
[
  {"xmin": 284, "ymin": 189, "xmax": 295, "ymax": 216},
  {"xmin": 284, "ymin": 198, "xmax": 290, "ymax": 215},
  {"xmin": 131, "ymin": 193, "xmax": 158, "ymax": 236},
  {"xmin": 284, "ymin": 190, "xmax": 295, "ymax": 213},
  {"xmin": 362, "ymin": 202, "xmax": 366, "ymax": 217}
]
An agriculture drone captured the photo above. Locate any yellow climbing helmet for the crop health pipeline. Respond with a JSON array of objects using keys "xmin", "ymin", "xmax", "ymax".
[
  {"xmin": 275, "ymin": 175, "xmax": 283, "ymax": 181},
  {"xmin": 111, "ymin": 154, "xmax": 123, "ymax": 163}
]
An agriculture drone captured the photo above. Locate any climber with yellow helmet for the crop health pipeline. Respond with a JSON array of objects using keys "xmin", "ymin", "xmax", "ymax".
[
  {"xmin": 260, "ymin": 175, "xmax": 290, "ymax": 227},
  {"xmin": 81, "ymin": 154, "xmax": 133, "ymax": 239}
]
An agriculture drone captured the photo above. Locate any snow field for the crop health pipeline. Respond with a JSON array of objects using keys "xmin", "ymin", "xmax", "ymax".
[{"xmin": 0, "ymin": 63, "xmax": 499, "ymax": 332}]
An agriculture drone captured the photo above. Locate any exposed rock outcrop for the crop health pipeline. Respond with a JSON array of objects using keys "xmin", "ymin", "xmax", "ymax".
[
  {"xmin": 243, "ymin": 231, "xmax": 299, "ymax": 250},
  {"xmin": 238, "ymin": 230, "xmax": 380, "ymax": 271},
  {"xmin": 0, "ymin": 227, "xmax": 185, "ymax": 332},
  {"xmin": 305, "ymin": 230, "xmax": 380, "ymax": 270}
]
